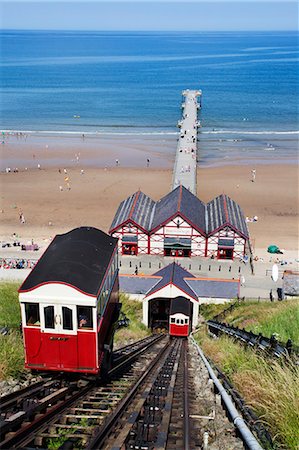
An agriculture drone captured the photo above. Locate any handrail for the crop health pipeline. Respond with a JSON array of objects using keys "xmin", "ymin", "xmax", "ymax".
[{"xmin": 189, "ymin": 332, "xmax": 264, "ymax": 450}]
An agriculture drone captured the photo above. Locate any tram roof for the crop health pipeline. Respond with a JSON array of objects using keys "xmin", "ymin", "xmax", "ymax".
[{"xmin": 19, "ymin": 227, "xmax": 118, "ymax": 296}]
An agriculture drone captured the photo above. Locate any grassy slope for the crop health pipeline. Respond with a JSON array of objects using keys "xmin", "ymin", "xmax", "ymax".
[
  {"xmin": 114, "ymin": 293, "xmax": 150, "ymax": 345},
  {"xmin": 0, "ymin": 282, "xmax": 25, "ymax": 379},
  {"xmin": 196, "ymin": 331, "xmax": 299, "ymax": 449},
  {"xmin": 198, "ymin": 299, "xmax": 299, "ymax": 449},
  {"xmin": 223, "ymin": 299, "xmax": 299, "ymax": 344}
]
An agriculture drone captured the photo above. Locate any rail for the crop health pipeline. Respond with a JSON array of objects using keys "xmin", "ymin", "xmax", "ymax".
[
  {"xmin": 207, "ymin": 320, "xmax": 297, "ymax": 357},
  {"xmin": 190, "ymin": 334, "xmax": 264, "ymax": 450},
  {"xmin": 0, "ymin": 334, "xmax": 166, "ymax": 449}
]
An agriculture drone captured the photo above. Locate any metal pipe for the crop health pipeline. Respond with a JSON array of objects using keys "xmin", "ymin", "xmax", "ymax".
[{"xmin": 189, "ymin": 334, "xmax": 264, "ymax": 450}]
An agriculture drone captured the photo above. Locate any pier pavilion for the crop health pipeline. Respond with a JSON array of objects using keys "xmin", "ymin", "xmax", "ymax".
[{"xmin": 109, "ymin": 185, "xmax": 250, "ymax": 260}]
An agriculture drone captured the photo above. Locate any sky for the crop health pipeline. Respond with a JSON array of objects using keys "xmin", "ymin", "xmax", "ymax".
[{"xmin": 0, "ymin": 1, "xmax": 298, "ymax": 31}]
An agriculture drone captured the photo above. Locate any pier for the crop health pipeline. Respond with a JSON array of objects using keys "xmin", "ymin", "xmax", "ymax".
[{"xmin": 172, "ymin": 89, "xmax": 202, "ymax": 194}]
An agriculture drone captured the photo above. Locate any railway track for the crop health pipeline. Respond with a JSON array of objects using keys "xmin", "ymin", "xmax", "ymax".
[
  {"xmin": 85, "ymin": 338, "xmax": 250, "ymax": 450},
  {"xmin": 0, "ymin": 334, "xmax": 165, "ymax": 449},
  {"xmin": 207, "ymin": 319, "xmax": 297, "ymax": 357},
  {"xmin": 1, "ymin": 334, "xmax": 265, "ymax": 449}
]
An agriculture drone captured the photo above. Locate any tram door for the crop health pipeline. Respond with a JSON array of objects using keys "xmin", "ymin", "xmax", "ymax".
[{"xmin": 40, "ymin": 304, "xmax": 78, "ymax": 369}]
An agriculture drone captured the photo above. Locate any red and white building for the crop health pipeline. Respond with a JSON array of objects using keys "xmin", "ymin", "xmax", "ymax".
[{"xmin": 110, "ymin": 185, "xmax": 250, "ymax": 260}]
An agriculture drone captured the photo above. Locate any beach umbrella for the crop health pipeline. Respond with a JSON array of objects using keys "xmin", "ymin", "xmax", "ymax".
[{"xmin": 267, "ymin": 245, "xmax": 279, "ymax": 254}]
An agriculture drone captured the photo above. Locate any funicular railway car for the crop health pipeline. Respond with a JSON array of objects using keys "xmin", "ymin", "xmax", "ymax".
[
  {"xmin": 169, "ymin": 296, "xmax": 191, "ymax": 338},
  {"xmin": 18, "ymin": 227, "xmax": 120, "ymax": 376}
]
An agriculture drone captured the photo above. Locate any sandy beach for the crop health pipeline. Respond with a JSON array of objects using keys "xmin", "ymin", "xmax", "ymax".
[{"xmin": 0, "ymin": 137, "xmax": 298, "ymax": 258}]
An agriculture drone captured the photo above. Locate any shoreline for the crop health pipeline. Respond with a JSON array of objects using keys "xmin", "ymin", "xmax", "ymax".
[{"xmin": 1, "ymin": 130, "xmax": 298, "ymax": 170}]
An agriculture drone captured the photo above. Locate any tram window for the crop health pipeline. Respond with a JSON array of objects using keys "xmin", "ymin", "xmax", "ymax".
[
  {"xmin": 170, "ymin": 318, "xmax": 175, "ymax": 323},
  {"xmin": 185, "ymin": 319, "xmax": 188, "ymax": 324},
  {"xmin": 62, "ymin": 307, "xmax": 73, "ymax": 330},
  {"xmin": 25, "ymin": 303, "xmax": 40, "ymax": 326},
  {"xmin": 181, "ymin": 319, "xmax": 184, "ymax": 325},
  {"xmin": 44, "ymin": 306, "xmax": 55, "ymax": 329},
  {"xmin": 77, "ymin": 306, "xmax": 93, "ymax": 329}
]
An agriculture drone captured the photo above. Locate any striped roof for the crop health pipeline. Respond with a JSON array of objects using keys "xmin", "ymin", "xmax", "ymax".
[
  {"xmin": 151, "ymin": 185, "xmax": 206, "ymax": 232},
  {"xmin": 110, "ymin": 189, "xmax": 249, "ymax": 238},
  {"xmin": 110, "ymin": 191, "xmax": 156, "ymax": 232},
  {"xmin": 206, "ymin": 194, "xmax": 249, "ymax": 237}
]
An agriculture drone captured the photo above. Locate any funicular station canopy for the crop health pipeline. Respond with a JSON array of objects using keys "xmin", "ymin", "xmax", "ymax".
[{"xmin": 119, "ymin": 262, "xmax": 240, "ymax": 331}]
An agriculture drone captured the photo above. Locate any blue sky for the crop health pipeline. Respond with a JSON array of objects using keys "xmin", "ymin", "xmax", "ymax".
[{"xmin": 0, "ymin": 1, "xmax": 297, "ymax": 31}]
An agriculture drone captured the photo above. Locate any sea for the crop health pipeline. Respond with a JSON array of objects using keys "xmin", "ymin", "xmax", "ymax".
[{"xmin": 1, "ymin": 30, "xmax": 298, "ymax": 166}]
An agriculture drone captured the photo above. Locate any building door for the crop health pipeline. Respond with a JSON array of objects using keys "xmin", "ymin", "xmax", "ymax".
[
  {"xmin": 217, "ymin": 238, "xmax": 234, "ymax": 260},
  {"xmin": 122, "ymin": 235, "xmax": 138, "ymax": 255},
  {"xmin": 40, "ymin": 304, "xmax": 78, "ymax": 369},
  {"xmin": 218, "ymin": 248, "xmax": 234, "ymax": 260}
]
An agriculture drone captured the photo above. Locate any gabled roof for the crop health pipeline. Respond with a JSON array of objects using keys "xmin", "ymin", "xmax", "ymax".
[
  {"xmin": 110, "ymin": 190, "xmax": 156, "ymax": 232},
  {"xmin": 19, "ymin": 227, "xmax": 118, "ymax": 296},
  {"xmin": 145, "ymin": 262, "xmax": 197, "ymax": 300},
  {"xmin": 206, "ymin": 194, "xmax": 249, "ymax": 237},
  {"xmin": 110, "ymin": 188, "xmax": 249, "ymax": 239},
  {"xmin": 150, "ymin": 185, "xmax": 206, "ymax": 232}
]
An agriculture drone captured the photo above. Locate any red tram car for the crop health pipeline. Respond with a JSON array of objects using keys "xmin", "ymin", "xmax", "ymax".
[
  {"xmin": 169, "ymin": 296, "xmax": 191, "ymax": 337},
  {"xmin": 18, "ymin": 227, "xmax": 120, "ymax": 376}
]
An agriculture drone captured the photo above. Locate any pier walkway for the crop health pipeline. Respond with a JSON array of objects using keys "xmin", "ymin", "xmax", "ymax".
[{"xmin": 172, "ymin": 89, "xmax": 202, "ymax": 195}]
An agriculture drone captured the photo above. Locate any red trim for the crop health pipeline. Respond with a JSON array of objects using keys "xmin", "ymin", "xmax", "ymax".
[
  {"xmin": 18, "ymin": 280, "xmax": 97, "ymax": 297},
  {"xmin": 145, "ymin": 281, "xmax": 198, "ymax": 302},
  {"xmin": 129, "ymin": 190, "xmax": 141, "ymax": 220},
  {"xmin": 110, "ymin": 218, "xmax": 148, "ymax": 235},
  {"xmin": 222, "ymin": 194, "xmax": 229, "ymax": 223},
  {"xmin": 207, "ymin": 223, "xmax": 247, "ymax": 240},
  {"xmin": 150, "ymin": 211, "xmax": 205, "ymax": 235},
  {"xmin": 178, "ymin": 184, "xmax": 183, "ymax": 211}
]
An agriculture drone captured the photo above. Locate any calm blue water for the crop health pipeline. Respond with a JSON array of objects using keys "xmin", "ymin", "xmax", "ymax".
[{"xmin": 0, "ymin": 30, "xmax": 298, "ymax": 164}]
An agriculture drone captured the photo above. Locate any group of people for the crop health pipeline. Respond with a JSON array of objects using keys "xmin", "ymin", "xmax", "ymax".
[{"xmin": 0, "ymin": 258, "xmax": 37, "ymax": 269}]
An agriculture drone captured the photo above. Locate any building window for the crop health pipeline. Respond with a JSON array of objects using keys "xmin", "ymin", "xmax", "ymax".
[
  {"xmin": 77, "ymin": 306, "xmax": 93, "ymax": 329},
  {"xmin": 25, "ymin": 303, "xmax": 40, "ymax": 326},
  {"xmin": 44, "ymin": 306, "xmax": 55, "ymax": 329},
  {"xmin": 62, "ymin": 307, "xmax": 73, "ymax": 331}
]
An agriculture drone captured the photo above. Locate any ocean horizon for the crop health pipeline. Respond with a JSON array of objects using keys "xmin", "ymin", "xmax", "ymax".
[{"xmin": 1, "ymin": 30, "xmax": 298, "ymax": 165}]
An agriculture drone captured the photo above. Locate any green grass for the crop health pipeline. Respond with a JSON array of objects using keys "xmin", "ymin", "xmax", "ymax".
[
  {"xmin": 199, "ymin": 302, "xmax": 234, "ymax": 320},
  {"xmin": 0, "ymin": 331, "xmax": 25, "ymax": 379},
  {"xmin": 195, "ymin": 330, "xmax": 299, "ymax": 449},
  {"xmin": 223, "ymin": 299, "xmax": 299, "ymax": 345},
  {"xmin": 0, "ymin": 282, "xmax": 25, "ymax": 380},
  {"xmin": 114, "ymin": 293, "xmax": 150, "ymax": 345},
  {"xmin": 0, "ymin": 282, "xmax": 22, "ymax": 328}
]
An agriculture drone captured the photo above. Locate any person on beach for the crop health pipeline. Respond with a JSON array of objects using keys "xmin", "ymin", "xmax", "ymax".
[
  {"xmin": 146, "ymin": 158, "xmax": 150, "ymax": 167},
  {"xmin": 251, "ymin": 169, "xmax": 256, "ymax": 182},
  {"xmin": 116, "ymin": 159, "xmax": 119, "ymax": 166},
  {"xmin": 19, "ymin": 212, "xmax": 25, "ymax": 224}
]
